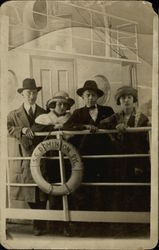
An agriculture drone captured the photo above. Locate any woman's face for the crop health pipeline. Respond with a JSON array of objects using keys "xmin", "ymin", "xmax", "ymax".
[
  {"xmin": 119, "ymin": 94, "xmax": 134, "ymax": 110},
  {"xmin": 54, "ymin": 100, "xmax": 68, "ymax": 115}
]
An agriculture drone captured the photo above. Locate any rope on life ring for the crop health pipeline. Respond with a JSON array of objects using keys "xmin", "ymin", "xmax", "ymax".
[{"xmin": 30, "ymin": 139, "xmax": 83, "ymax": 196}]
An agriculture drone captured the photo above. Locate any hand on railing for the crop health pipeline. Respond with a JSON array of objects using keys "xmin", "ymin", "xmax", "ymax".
[
  {"xmin": 115, "ymin": 123, "xmax": 127, "ymax": 133},
  {"xmin": 54, "ymin": 123, "xmax": 63, "ymax": 130},
  {"xmin": 84, "ymin": 125, "xmax": 98, "ymax": 133},
  {"xmin": 22, "ymin": 128, "xmax": 34, "ymax": 139}
]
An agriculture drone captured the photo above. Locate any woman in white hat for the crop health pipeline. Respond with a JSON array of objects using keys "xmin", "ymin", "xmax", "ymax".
[
  {"xmin": 35, "ymin": 91, "xmax": 75, "ymax": 129},
  {"xmin": 33, "ymin": 91, "xmax": 75, "ymax": 236}
]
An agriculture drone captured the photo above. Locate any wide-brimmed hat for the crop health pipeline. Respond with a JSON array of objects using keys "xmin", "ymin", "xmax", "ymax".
[
  {"xmin": 47, "ymin": 91, "xmax": 75, "ymax": 109},
  {"xmin": 17, "ymin": 78, "xmax": 42, "ymax": 93},
  {"xmin": 115, "ymin": 86, "xmax": 138, "ymax": 105},
  {"xmin": 77, "ymin": 80, "xmax": 104, "ymax": 97}
]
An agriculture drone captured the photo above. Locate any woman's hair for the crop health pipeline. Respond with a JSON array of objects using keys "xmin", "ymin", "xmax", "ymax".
[
  {"xmin": 115, "ymin": 86, "xmax": 138, "ymax": 105},
  {"xmin": 119, "ymin": 94, "xmax": 136, "ymax": 103},
  {"xmin": 46, "ymin": 99, "xmax": 70, "ymax": 112},
  {"xmin": 46, "ymin": 99, "xmax": 55, "ymax": 112}
]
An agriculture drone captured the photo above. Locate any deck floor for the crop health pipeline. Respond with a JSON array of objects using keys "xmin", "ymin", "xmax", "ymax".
[{"xmin": 3, "ymin": 222, "xmax": 150, "ymax": 249}]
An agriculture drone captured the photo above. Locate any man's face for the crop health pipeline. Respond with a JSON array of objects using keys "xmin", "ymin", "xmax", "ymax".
[
  {"xmin": 55, "ymin": 100, "xmax": 68, "ymax": 115},
  {"xmin": 82, "ymin": 90, "xmax": 98, "ymax": 107},
  {"xmin": 22, "ymin": 89, "xmax": 38, "ymax": 105}
]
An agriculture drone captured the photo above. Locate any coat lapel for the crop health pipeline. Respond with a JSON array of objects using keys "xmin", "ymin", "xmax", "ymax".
[
  {"xmin": 96, "ymin": 105, "xmax": 105, "ymax": 123},
  {"xmin": 127, "ymin": 115, "xmax": 135, "ymax": 127},
  {"xmin": 127, "ymin": 112, "xmax": 135, "ymax": 127},
  {"xmin": 35, "ymin": 104, "xmax": 43, "ymax": 117},
  {"xmin": 116, "ymin": 111, "xmax": 135, "ymax": 127},
  {"xmin": 17, "ymin": 105, "xmax": 30, "ymax": 127},
  {"xmin": 96, "ymin": 105, "xmax": 102, "ymax": 122},
  {"xmin": 83, "ymin": 106, "xmax": 96, "ymax": 124}
]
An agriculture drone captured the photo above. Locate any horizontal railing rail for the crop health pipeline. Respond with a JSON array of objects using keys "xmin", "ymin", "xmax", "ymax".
[
  {"xmin": 8, "ymin": 154, "xmax": 150, "ymax": 160},
  {"xmin": 30, "ymin": 127, "xmax": 151, "ymax": 136},
  {"xmin": 6, "ymin": 182, "xmax": 150, "ymax": 187}
]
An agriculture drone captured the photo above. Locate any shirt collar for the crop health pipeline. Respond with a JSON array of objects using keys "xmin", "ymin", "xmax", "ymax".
[
  {"xmin": 24, "ymin": 103, "xmax": 36, "ymax": 113},
  {"xmin": 86, "ymin": 104, "xmax": 97, "ymax": 109},
  {"xmin": 121, "ymin": 108, "xmax": 136, "ymax": 116}
]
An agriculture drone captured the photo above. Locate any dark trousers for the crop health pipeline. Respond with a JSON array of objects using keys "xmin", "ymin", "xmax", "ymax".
[
  {"xmin": 67, "ymin": 134, "xmax": 114, "ymax": 211},
  {"xmin": 28, "ymin": 187, "xmax": 47, "ymax": 230}
]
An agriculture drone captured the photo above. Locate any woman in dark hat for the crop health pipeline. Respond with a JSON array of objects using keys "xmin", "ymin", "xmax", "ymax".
[
  {"xmin": 99, "ymin": 86, "xmax": 150, "ymax": 211},
  {"xmin": 100, "ymin": 85, "xmax": 149, "ymax": 135}
]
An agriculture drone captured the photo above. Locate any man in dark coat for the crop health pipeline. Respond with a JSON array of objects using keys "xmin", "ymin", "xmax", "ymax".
[
  {"xmin": 64, "ymin": 80, "xmax": 114, "ymax": 155},
  {"xmin": 64, "ymin": 80, "xmax": 114, "ymax": 215},
  {"xmin": 64, "ymin": 80, "xmax": 113, "ymax": 132},
  {"xmin": 7, "ymin": 78, "xmax": 47, "ymax": 236}
]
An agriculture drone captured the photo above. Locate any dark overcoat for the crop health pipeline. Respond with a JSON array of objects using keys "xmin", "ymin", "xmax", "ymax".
[
  {"xmin": 64, "ymin": 105, "xmax": 114, "ymax": 154},
  {"xmin": 99, "ymin": 111, "xmax": 150, "ymax": 211},
  {"xmin": 63, "ymin": 105, "xmax": 114, "ymax": 211},
  {"xmin": 64, "ymin": 105, "xmax": 114, "ymax": 131},
  {"xmin": 99, "ymin": 111, "xmax": 150, "ymax": 179},
  {"xmin": 7, "ymin": 104, "xmax": 47, "ymax": 202}
]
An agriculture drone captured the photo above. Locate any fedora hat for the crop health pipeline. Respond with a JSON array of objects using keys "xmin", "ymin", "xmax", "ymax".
[
  {"xmin": 77, "ymin": 80, "xmax": 104, "ymax": 97},
  {"xmin": 115, "ymin": 86, "xmax": 138, "ymax": 105},
  {"xmin": 17, "ymin": 78, "xmax": 42, "ymax": 93},
  {"xmin": 47, "ymin": 91, "xmax": 75, "ymax": 109}
]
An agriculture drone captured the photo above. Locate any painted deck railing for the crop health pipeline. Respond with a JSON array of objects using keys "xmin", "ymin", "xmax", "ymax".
[{"xmin": 5, "ymin": 128, "xmax": 151, "ymax": 235}]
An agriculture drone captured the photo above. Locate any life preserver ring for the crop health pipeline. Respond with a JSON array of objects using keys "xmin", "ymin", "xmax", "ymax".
[{"xmin": 30, "ymin": 139, "xmax": 83, "ymax": 196}]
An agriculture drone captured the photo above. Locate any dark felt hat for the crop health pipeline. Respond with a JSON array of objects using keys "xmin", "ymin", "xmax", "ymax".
[
  {"xmin": 17, "ymin": 78, "xmax": 42, "ymax": 93},
  {"xmin": 77, "ymin": 80, "xmax": 104, "ymax": 97},
  {"xmin": 115, "ymin": 86, "xmax": 138, "ymax": 105}
]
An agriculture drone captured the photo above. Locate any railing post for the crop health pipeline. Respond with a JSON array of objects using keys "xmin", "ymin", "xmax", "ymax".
[
  {"xmin": 0, "ymin": 15, "xmax": 9, "ymax": 243},
  {"xmin": 56, "ymin": 133, "xmax": 70, "ymax": 222},
  {"xmin": 151, "ymin": 15, "xmax": 158, "ymax": 242}
]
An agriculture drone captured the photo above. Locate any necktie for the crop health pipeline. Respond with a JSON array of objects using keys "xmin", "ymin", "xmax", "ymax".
[
  {"xmin": 28, "ymin": 106, "xmax": 34, "ymax": 118},
  {"xmin": 87, "ymin": 106, "xmax": 96, "ymax": 110}
]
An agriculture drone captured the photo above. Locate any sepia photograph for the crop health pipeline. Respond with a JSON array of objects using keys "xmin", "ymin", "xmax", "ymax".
[{"xmin": 0, "ymin": 0, "xmax": 158, "ymax": 249}]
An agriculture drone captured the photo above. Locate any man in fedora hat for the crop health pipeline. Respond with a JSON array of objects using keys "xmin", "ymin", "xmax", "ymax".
[
  {"xmin": 7, "ymin": 78, "xmax": 47, "ymax": 236},
  {"xmin": 64, "ymin": 80, "xmax": 114, "ymax": 221},
  {"xmin": 64, "ymin": 80, "xmax": 114, "ymax": 132}
]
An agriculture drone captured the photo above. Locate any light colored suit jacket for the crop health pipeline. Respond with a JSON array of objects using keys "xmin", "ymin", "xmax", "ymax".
[
  {"xmin": 7, "ymin": 104, "xmax": 45, "ymax": 151},
  {"xmin": 7, "ymin": 104, "xmax": 46, "ymax": 202}
]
